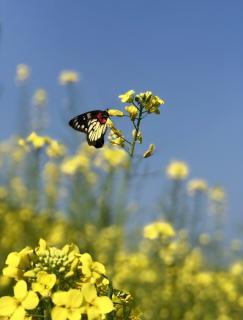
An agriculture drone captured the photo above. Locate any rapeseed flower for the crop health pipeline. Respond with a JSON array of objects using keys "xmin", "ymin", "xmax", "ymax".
[
  {"xmin": 125, "ymin": 105, "xmax": 138, "ymax": 120},
  {"xmin": 209, "ymin": 186, "xmax": 225, "ymax": 202},
  {"xmin": 16, "ymin": 64, "xmax": 31, "ymax": 82},
  {"xmin": 59, "ymin": 70, "xmax": 79, "ymax": 84},
  {"xmin": 119, "ymin": 90, "xmax": 135, "ymax": 103},
  {"xmin": 33, "ymin": 88, "xmax": 48, "ymax": 106},
  {"xmin": 108, "ymin": 109, "xmax": 124, "ymax": 117},
  {"xmin": 52, "ymin": 289, "xmax": 83, "ymax": 320},
  {"xmin": 187, "ymin": 179, "xmax": 208, "ymax": 195},
  {"xmin": 46, "ymin": 140, "xmax": 66, "ymax": 158},
  {"xmin": 143, "ymin": 221, "xmax": 176, "ymax": 240},
  {"xmin": 0, "ymin": 280, "xmax": 39, "ymax": 320},
  {"xmin": 166, "ymin": 160, "xmax": 189, "ymax": 180},
  {"xmin": 26, "ymin": 132, "xmax": 47, "ymax": 149},
  {"xmin": 32, "ymin": 271, "xmax": 56, "ymax": 297},
  {"xmin": 135, "ymin": 91, "xmax": 164, "ymax": 114},
  {"xmin": 81, "ymin": 283, "xmax": 114, "ymax": 319}
]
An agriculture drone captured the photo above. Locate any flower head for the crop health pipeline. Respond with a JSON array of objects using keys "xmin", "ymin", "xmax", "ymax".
[
  {"xmin": 144, "ymin": 221, "xmax": 176, "ymax": 240},
  {"xmin": 0, "ymin": 280, "xmax": 39, "ymax": 320},
  {"xmin": 209, "ymin": 186, "xmax": 225, "ymax": 202},
  {"xmin": 125, "ymin": 105, "xmax": 138, "ymax": 120},
  {"xmin": 187, "ymin": 179, "xmax": 208, "ymax": 196},
  {"xmin": 26, "ymin": 132, "xmax": 47, "ymax": 149},
  {"xmin": 33, "ymin": 88, "xmax": 48, "ymax": 106},
  {"xmin": 119, "ymin": 90, "xmax": 135, "ymax": 103},
  {"xmin": 166, "ymin": 160, "xmax": 189, "ymax": 180},
  {"xmin": 16, "ymin": 64, "xmax": 31, "ymax": 83},
  {"xmin": 59, "ymin": 70, "xmax": 79, "ymax": 85},
  {"xmin": 135, "ymin": 91, "xmax": 164, "ymax": 114}
]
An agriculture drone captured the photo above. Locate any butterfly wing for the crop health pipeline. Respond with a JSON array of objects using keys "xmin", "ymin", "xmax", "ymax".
[{"xmin": 69, "ymin": 110, "xmax": 108, "ymax": 148}]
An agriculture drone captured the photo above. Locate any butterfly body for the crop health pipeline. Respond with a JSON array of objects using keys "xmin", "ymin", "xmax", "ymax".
[{"xmin": 69, "ymin": 110, "xmax": 109, "ymax": 148}]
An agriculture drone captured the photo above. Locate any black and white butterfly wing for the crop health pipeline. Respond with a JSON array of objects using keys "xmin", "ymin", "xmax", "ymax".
[{"xmin": 69, "ymin": 110, "xmax": 108, "ymax": 148}]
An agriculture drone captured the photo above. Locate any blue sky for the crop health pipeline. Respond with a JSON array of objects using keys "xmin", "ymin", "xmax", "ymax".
[{"xmin": 0, "ymin": 1, "xmax": 243, "ymax": 233}]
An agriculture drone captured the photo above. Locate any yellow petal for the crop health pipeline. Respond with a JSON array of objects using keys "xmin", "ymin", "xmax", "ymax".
[
  {"xmin": 0, "ymin": 297, "xmax": 18, "ymax": 316},
  {"xmin": 14, "ymin": 280, "xmax": 27, "ymax": 301},
  {"xmin": 37, "ymin": 271, "xmax": 56, "ymax": 289},
  {"xmin": 87, "ymin": 307, "xmax": 100, "ymax": 320},
  {"xmin": 67, "ymin": 309, "xmax": 82, "ymax": 320},
  {"xmin": 11, "ymin": 306, "xmax": 25, "ymax": 320},
  {"xmin": 5, "ymin": 252, "xmax": 21, "ymax": 268},
  {"xmin": 94, "ymin": 297, "xmax": 114, "ymax": 314},
  {"xmin": 67, "ymin": 290, "xmax": 83, "ymax": 308},
  {"xmin": 51, "ymin": 306, "xmax": 67, "ymax": 320},
  {"xmin": 82, "ymin": 284, "xmax": 97, "ymax": 303},
  {"xmin": 52, "ymin": 291, "xmax": 68, "ymax": 306},
  {"xmin": 107, "ymin": 109, "xmax": 124, "ymax": 117},
  {"xmin": 3, "ymin": 266, "xmax": 21, "ymax": 279},
  {"xmin": 22, "ymin": 291, "xmax": 39, "ymax": 310}
]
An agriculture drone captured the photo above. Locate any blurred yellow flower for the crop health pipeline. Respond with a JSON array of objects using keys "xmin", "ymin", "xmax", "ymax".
[
  {"xmin": 33, "ymin": 88, "xmax": 48, "ymax": 106},
  {"xmin": 125, "ymin": 105, "xmax": 138, "ymax": 120},
  {"xmin": 230, "ymin": 262, "xmax": 242, "ymax": 276},
  {"xmin": 209, "ymin": 186, "xmax": 225, "ymax": 202},
  {"xmin": 132, "ymin": 129, "xmax": 142, "ymax": 144},
  {"xmin": 101, "ymin": 146, "xmax": 129, "ymax": 169},
  {"xmin": 16, "ymin": 64, "xmax": 31, "ymax": 82},
  {"xmin": 108, "ymin": 109, "xmax": 124, "ymax": 117},
  {"xmin": 59, "ymin": 70, "xmax": 79, "ymax": 85},
  {"xmin": 166, "ymin": 160, "xmax": 189, "ymax": 180},
  {"xmin": 61, "ymin": 154, "xmax": 90, "ymax": 175},
  {"xmin": 119, "ymin": 90, "xmax": 135, "ymax": 103},
  {"xmin": 143, "ymin": 144, "xmax": 155, "ymax": 158},
  {"xmin": 198, "ymin": 233, "xmax": 210, "ymax": 246},
  {"xmin": 144, "ymin": 221, "xmax": 176, "ymax": 240},
  {"xmin": 27, "ymin": 132, "xmax": 47, "ymax": 149},
  {"xmin": 187, "ymin": 179, "xmax": 208, "ymax": 195},
  {"xmin": 0, "ymin": 280, "xmax": 39, "ymax": 320},
  {"xmin": 46, "ymin": 140, "xmax": 66, "ymax": 158}
]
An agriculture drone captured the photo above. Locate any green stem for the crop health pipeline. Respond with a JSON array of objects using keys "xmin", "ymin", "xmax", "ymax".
[{"xmin": 129, "ymin": 102, "xmax": 144, "ymax": 157}]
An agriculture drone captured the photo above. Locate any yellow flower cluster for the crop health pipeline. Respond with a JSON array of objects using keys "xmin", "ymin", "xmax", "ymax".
[
  {"xmin": 19, "ymin": 132, "xmax": 66, "ymax": 158},
  {"xmin": 143, "ymin": 221, "xmax": 176, "ymax": 240},
  {"xmin": 33, "ymin": 88, "xmax": 48, "ymax": 106},
  {"xmin": 16, "ymin": 64, "xmax": 31, "ymax": 82},
  {"xmin": 0, "ymin": 239, "xmax": 133, "ymax": 320},
  {"xmin": 166, "ymin": 160, "xmax": 189, "ymax": 180},
  {"xmin": 59, "ymin": 70, "xmax": 80, "ymax": 85},
  {"xmin": 187, "ymin": 178, "xmax": 208, "ymax": 195}
]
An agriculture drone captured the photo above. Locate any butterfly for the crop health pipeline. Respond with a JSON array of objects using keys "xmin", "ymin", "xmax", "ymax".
[{"xmin": 69, "ymin": 110, "xmax": 109, "ymax": 148}]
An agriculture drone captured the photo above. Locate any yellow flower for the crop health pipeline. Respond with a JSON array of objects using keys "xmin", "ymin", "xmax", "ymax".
[
  {"xmin": 118, "ymin": 90, "xmax": 135, "ymax": 103},
  {"xmin": 0, "ymin": 280, "xmax": 39, "ymax": 320},
  {"xmin": 136, "ymin": 91, "xmax": 165, "ymax": 114},
  {"xmin": 32, "ymin": 271, "xmax": 56, "ymax": 297},
  {"xmin": 46, "ymin": 140, "xmax": 66, "ymax": 158},
  {"xmin": 52, "ymin": 289, "xmax": 83, "ymax": 320},
  {"xmin": 59, "ymin": 70, "xmax": 79, "ymax": 85},
  {"xmin": 143, "ymin": 221, "xmax": 176, "ymax": 240},
  {"xmin": 3, "ymin": 247, "xmax": 33, "ymax": 280},
  {"xmin": 107, "ymin": 109, "xmax": 124, "ymax": 117},
  {"xmin": 33, "ymin": 88, "xmax": 48, "ymax": 106},
  {"xmin": 198, "ymin": 233, "xmax": 210, "ymax": 246},
  {"xmin": 209, "ymin": 186, "xmax": 225, "ymax": 202},
  {"xmin": 79, "ymin": 253, "xmax": 106, "ymax": 283},
  {"xmin": 143, "ymin": 144, "xmax": 155, "ymax": 158},
  {"xmin": 101, "ymin": 146, "xmax": 129, "ymax": 169},
  {"xmin": 125, "ymin": 105, "xmax": 138, "ymax": 120},
  {"xmin": 81, "ymin": 283, "xmax": 113, "ymax": 320},
  {"xmin": 27, "ymin": 132, "xmax": 47, "ymax": 149},
  {"xmin": 187, "ymin": 179, "xmax": 208, "ymax": 195},
  {"xmin": 109, "ymin": 135, "xmax": 125, "ymax": 147},
  {"xmin": 61, "ymin": 154, "xmax": 90, "ymax": 175},
  {"xmin": 16, "ymin": 64, "xmax": 31, "ymax": 82},
  {"xmin": 166, "ymin": 160, "xmax": 189, "ymax": 180},
  {"xmin": 230, "ymin": 263, "xmax": 243, "ymax": 276}
]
